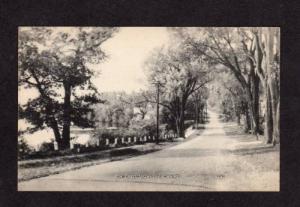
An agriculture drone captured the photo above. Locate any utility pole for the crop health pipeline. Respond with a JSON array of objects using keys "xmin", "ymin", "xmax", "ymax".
[
  {"xmin": 156, "ymin": 82, "xmax": 160, "ymax": 144},
  {"xmin": 205, "ymin": 100, "xmax": 208, "ymax": 122},
  {"xmin": 195, "ymin": 99, "xmax": 198, "ymax": 129}
]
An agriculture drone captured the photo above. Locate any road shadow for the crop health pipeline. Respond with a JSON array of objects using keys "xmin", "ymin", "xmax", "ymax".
[
  {"xmin": 137, "ymin": 144, "xmax": 278, "ymax": 159},
  {"xmin": 230, "ymin": 145, "xmax": 279, "ymax": 156},
  {"xmin": 201, "ymin": 132, "xmax": 229, "ymax": 137},
  {"xmin": 142, "ymin": 148, "xmax": 231, "ymax": 158}
]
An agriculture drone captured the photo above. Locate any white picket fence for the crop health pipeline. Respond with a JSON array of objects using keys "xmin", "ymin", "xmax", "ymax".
[{"xmin": 53, "ymin": 133, "xmax": 177, "ymax": 150}]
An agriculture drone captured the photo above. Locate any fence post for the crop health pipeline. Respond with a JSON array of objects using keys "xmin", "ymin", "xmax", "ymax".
[
  {"xmin": 70, "ymin": 141, "xmax": 74, "ymax": 150},
  {"xmin": 96, "ymin": 139, "xmax": 100, "ymax": 147},
  {"xmin": 114, "ymin": 138, "xmax": 118, "ymax": 145},
  {"xmin": 134, "ymin": 137, "xmax": 137, "ymax": 143},
  {"xmin": 54, "ymin": 141, "xmax": 58, "ymax": 151},
  {"xmin": 106, "ymin": 139, "xmax": 109, "ymax": 145},
  {"xmin": 128, "ymin": 137, "xmax": 131, "ymax": 143}
]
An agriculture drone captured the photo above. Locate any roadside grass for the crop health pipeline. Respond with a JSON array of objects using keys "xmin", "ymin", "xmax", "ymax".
[
  {"xmin": 219, "ymin": 121, "xmax": 280, "ymax": 191},
  {"xmin": 222, "ymin": 121, "xmax": 279, "ymax": 174},
  {"xmin": 18, "ymin": 127, "xmax": 205, "ymax": 182}
]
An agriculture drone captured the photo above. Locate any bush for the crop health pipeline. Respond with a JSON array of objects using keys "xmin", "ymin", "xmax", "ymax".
[
  {"xmin": 93, "ymin": 126, "xmax": 154, "ymax": 142},
  {"xmin": 39, "ymin": 141, "xmax": 54, "ymax": 152},
  {"xmin": 18, "ymin": 137, "xmax": 34, "ymax": 160},
  {"xmin": 93, "ymin": 118, "xmax": 176, "ymax": 143}
]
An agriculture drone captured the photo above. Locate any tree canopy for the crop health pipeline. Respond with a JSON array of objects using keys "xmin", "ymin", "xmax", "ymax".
[
  {"xmin": 144, "ymin": 42, "xmax": 211, "ymax": 137},
  {"xmin": 169, "ymin": 27, "xmax": 279, "ymax": 144},
  {"xmin": 18, "ymin": 27, "xmax": 119, "ymax": 149}
]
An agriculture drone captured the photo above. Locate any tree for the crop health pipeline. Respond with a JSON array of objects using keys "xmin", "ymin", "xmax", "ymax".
[
  {"xmin": 190, "ymin": 86, "xmax": 209, "ymax": 127},
  {"xmin": 172, "ymin": 27, "xmax": 263, "ymax": 135},
  {"xmin": 213, "ymin": 71, "xmax": 250, "ymax": 129},
  {"xmin": 93, "ymin": 92, "xmax": 137, "ymax": 128},
  {"xmin": 144, "ymin": 45, "xmax": 211, "ymax": 137},
  {"xmin": 119, "ymin": 91, "xmax": 152, "ymax": 120},
  {"xmin": 251, "ymin": 28, "xmax": 280, "ymax": 144},
  {"xmin": 18, "ymin": 27, "xmax": 118, "ymax": 149},
  {"xmin": 173, "ymin": 27, "xmax": 279, "ymax": 144}
]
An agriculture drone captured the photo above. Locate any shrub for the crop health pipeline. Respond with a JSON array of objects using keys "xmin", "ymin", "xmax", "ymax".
[
  {"xmin": 93, "ymin": 125, "xmax": 156, "ymax": 142},
  {"xmin": 18, "ymin": 137, "xmax": 34, "ymax": 160},
  {"xmin": 39, "ymin": 141, "xmax": 55, "ymax": 152}
]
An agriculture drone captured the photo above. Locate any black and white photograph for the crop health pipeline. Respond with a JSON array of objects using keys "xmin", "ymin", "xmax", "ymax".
[{"xmin": 17, "ymin": 27, "xmax": 280, "ymax": 191}]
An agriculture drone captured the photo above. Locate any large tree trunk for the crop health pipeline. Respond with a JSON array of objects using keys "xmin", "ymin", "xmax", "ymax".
[
  {"xmin": 49, "ymin": 118, "xmax": 61, "ymax": 146},
  {"xmin": 268, "ymin": 80, "xmax": 279, "ymax": 144},
  {"xmin": 32, "ymin": 75, "xmax": 63, "ymax": 149},
  {"xmin": 246, "ymin": 73, "xmax": 261, "ymax": 140},
  {"xmin": 229, "ymin": 64, "xmax": 259, "ymax": 135},
  {"xmin": 241, "ymin": 101, "xmax": 251, "ymax": 132},
  {"xmin": 44, "ymin": 101, "xmax": 62, "ymax": 147},
  {"xmin": 62, "ymin": 82, "xmax": 72, "ymax": 149},
  {"xmin": 174, "ymin": 99, "xmax": 186, "ymax": 138},
  {"xmin": 253, "ymin": 28, "xmax": 280, "ymax": 145},
  {"xmin": 175, "ymin": 117, "xmax": 185, "ymax": 138},
  {"xmin": 237, "ymin": 113, "xmax": 241, "ymax": 125},
  {"xmin": 245, "ymin": 107, "xmax": 251, "ymax": 133},
  {"xmin": 175, "ymin": 111, "xmax": 186, "ymax": 138},
  {"xmin": 275, "ymin": 99, "xmax": 280, "ymax": 143},
  {"xmin": 265, "ymin": 27, "xmax": 280, "ymax": 145},
  {"xmin": 175, "ymin": 118, "xmax": 180, "ymax": 137},
  {"xmin": 246, "ymin": 49, "xmax": 262, "ymax": 136},
  {"xmin": 265, "ymin": 87, "xmax": 273, "ymax": 144},
  {"xmin": 251, "ymin": 73, "xmax": 261, "ymax": 135},
  {"xmin": 178, "ymin": 117, "xmax": 185, "ymax": 138},
  {"xmin": 244, "ymin": 87, "xmax": 258, "ymax": 134}
]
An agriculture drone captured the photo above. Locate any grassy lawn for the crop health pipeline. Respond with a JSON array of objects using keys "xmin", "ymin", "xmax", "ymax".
[{"xmin": 222, "ymin": 122, "xmax": 280, "ymax": 190}]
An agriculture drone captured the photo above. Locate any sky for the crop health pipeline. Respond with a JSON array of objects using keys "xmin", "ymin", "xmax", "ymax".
[{"xmin": 90, "ymin": 27, "xmax": 170, "ymax": 93}]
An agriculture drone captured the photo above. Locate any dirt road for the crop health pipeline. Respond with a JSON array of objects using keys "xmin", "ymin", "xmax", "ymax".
[{"xmin": 18, "ymin": 111, "xmax": 279, "ymax": 191}]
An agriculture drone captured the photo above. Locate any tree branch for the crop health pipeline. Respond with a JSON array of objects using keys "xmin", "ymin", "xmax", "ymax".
[
  {"xmin": 141, "ymin": 93, "xmax": 172, "ymax": 111},
  {"xmin": 189, "ymin": 79, "xmax": 211, "ymax": 95}
]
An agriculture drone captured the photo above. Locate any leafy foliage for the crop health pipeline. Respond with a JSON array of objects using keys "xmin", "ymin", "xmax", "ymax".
[
  {"xmin": 144, "ymin": 42, "xmax": 210, "ymax": 137},
  {"xmin": 39, "ymin": 141, "xmax": 55, "ymax": 152},
  {"xmin": 170, "ymin": 27, "xmax": 280, "ymax": 143},
  {"xmin": 18, "ymin": 137, "xmax": 34, "ymax": 159},
  {"xmin": 18, "ymin": 27, "xmax": 118, "ymax": 149}
]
